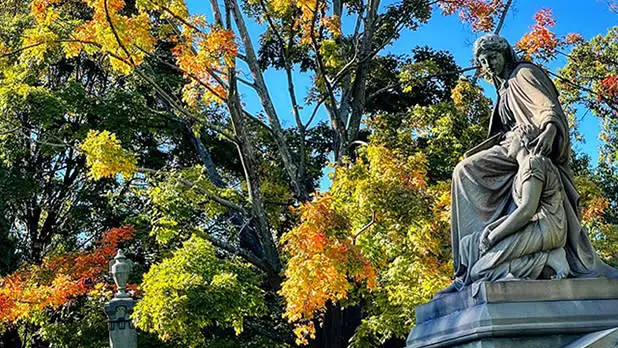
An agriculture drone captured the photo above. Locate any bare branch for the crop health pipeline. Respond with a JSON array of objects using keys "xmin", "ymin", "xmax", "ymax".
[
  {"xmin": 345, "ymin": 0, "xmax": 381, "ymax": 144},
  {"xmin": 353, "ymin": 211, "xmax": 375, "ymax": 241},
  {"xmin": 308, "ymin": 0, "xmax": 346, "ymax": 135},
  {"xmin": 493, "ymin": 0, "xmax": 513, "ymax": 34},
  {"xmin": 103, "ymin": 0, "xmax": 135, "ymax": 66},
  {"xmin": 228, "ymin": 0, "xmax": 308, "ymax": 201},
  {"xmin": 135, "ymin": 70, "xmax": 237, "ymax": 142},
  {"xmin": 236, "ymin": 76, "xmax": 255, "ymax": 88},
  {"xmin": 200, "ymin": 230, "xmax": 271, "ymax": 274},
  {"xmin": 0, "ymin": 42, "xmax": 46, "ymax": 58},
  {"xmin": 367, "ymin": 82, "xmax": 399, "ymax": 102},
  {"xmin": 608, "ymin": 0, "xmax": 618, "ymax": 14},
  {"xmin": 208, "ymin": 0, "xmax": 225, "ymax": 26},
  {"xmin": 304, "ymin": 95, "xmax": 328, "ymax": 128}
]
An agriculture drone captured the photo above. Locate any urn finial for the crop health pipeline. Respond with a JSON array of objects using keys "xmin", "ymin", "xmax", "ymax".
[{"xmin": 109, "ymin": 249, "xmax": 133, "ymax": 298}]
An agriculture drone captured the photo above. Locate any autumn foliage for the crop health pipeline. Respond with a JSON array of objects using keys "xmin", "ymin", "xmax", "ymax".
[
  {"xmin": 80, "ymin": 130, "xmax": 137, "ymax": 180},
  {"xmin": 280, "ymin": 195, "xmax": 378, "ymax": 344},
  {"xmin": 516, "ymin": 9, "xmax": 582, "ymax": 62},
  {"xmin": 439, "ymin": 0, "xmax": 505, "ymax": 32},
  {"xmin": 28, "ymin": 0, "xmax": 236, "ymax": 106},
  {"xmin": 599, "ymin": 76, "xmax": 618, "ymax": 102},
  {"xmin": 279, "ymin": 138, "xmax": 458, "ymax": 344},
  {"xmin": 3, "ymin": 0, "xmax": 618, "ymax": 346},
  {"xmin": 171, "ymin": 24, "xmax": 237, "ymax": 105},
  {"xmin": 0, "ymin": 226, "xmax": 135, "ymax": 325},
  {"xmin": 29, "ymin": 0, "xmax": 156, "ymax": 73}
]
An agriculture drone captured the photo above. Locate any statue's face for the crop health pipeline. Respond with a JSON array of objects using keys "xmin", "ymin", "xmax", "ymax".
[{"xmin": 477, "ymin": 50, "xmax": 505, "ymax": 77}]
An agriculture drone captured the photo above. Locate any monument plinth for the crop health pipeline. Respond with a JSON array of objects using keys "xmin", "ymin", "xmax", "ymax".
[
  {"xmin": 406, "ymin": 278, "xmax": 618, "ymax": 348},
  {"xmin": 106, "ymin": 249, "xmax": 137, "ymax": 348}
]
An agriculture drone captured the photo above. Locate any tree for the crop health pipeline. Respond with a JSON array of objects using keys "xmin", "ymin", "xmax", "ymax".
[
  {"xmin": 1, "ymin": 0, "xmax": 618, "ymax": 347},
  {"xmin": 0, "ymin": 2, "xmax": 198, "ymax": 346},
  {"xmin": 0, "ymin": 226, "xmax": 135, "ymax": 347},
  {"xmin": 11, "ymin": 0, "xmax": 453, "ymax": 345}
]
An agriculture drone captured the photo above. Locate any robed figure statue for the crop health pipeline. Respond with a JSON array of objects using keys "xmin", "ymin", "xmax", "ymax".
[{"xmin": 441, "ymin": 34, "xmax": 618, "ymax": 294}]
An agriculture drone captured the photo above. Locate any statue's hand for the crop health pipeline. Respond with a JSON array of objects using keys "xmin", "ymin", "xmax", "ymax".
[
  {"xmin": 479, "ymin": 227, "xmax": 493, "ymax": 255},
  {"xmin": 532, "ymin": 123, "xmax": 557, "ymax": 156}
]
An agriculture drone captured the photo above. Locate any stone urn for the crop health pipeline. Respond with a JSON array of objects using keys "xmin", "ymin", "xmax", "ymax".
[
  {"xmin": 109, "ymin": 249, "xmax": 133, "ymax": 298},
  {"xmin": 106, "ymin": 249, "xmax": 137, "ymax": 348}
]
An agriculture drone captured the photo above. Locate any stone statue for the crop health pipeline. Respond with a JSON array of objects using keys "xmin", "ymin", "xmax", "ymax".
[
  {"xmin": 440, "ymin": 34, "xmax": 618, "ymax": 294},
  {"xmin": 455, "ymin": 125, "xmax": 571, "ymax": 287}
]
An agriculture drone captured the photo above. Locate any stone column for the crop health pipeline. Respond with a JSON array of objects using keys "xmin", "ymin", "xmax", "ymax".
[{"xmin": 105, "ymin": 249, "xmax": 137, "ymax": 348}]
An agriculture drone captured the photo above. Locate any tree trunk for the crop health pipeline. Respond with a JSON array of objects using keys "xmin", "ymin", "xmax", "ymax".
[
  {"xmin": 310, "ymin": 303, "xmax": 362, "ymax": 348},
  {"xmin": 227, "ymin": 77, "xmax": 283, "ymax": 284},
  {"xmin": 228, "ymin": 0, "xmax": 309, "ymax": 202},
  {"xmin": 0, "ymin": 327, "xmax": 21, "ymax": 348},
  {"xmin": 346, "ymin": 0, "xmax": 380, "ymax": 144}
]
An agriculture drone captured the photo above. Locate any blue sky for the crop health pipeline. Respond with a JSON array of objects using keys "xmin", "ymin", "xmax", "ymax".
[{"xmin": 185, "ymin": 0, "xmax": 616, "ymax": 166}]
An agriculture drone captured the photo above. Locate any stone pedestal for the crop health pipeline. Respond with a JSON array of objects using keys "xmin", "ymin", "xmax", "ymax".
[
  {"xmin": 105, "ymin": 297, "xmax": 137, "ymax": 348},
  {"xmin": 106, "ymin": 249, "xmax": 137, "ymax": 348},
  {"xmin": 406, "ymin": 278, "xmax": 618, "ymax": 348}
]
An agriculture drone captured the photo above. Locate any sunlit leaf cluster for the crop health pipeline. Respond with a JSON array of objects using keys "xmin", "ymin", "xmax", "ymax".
[
  {"xmin": 279, "ymin": 106, "xmax": 486, "ymax": 344},
  {"xmin": 439, "ymin": 0, "xmax": 505, "ymax": 32},
  {"xmin": 30, "ymin": 0, "xmax": 156, "ymax": 73},
  {"xmin": 80, "ymin": 129, "xmax": 137, "ymax": 180},
  {"xmin": 133, "ymin": 235, "xmax": 265, "ymax": 347},
  {"xmin": 280, "ymin": 194, "xmax": 378, "ymax": 344},
  {"xmin": 515, "ymin": 9, "xmax": 583, "ymax": 63},
  {"xmin": 146, "ymin": 165, "xmax": 238, "ymax": 245}
]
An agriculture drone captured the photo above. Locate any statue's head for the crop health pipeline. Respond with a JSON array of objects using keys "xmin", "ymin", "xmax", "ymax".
[
  {"xmin": 473, "ymin": 34, "xmax": 518, "ymax": 77},
  {"xmin": 508, "ymin": 124, "xmax": 541, "ymax": 162}
]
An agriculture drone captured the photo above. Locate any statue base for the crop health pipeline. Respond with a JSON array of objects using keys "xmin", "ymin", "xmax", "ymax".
[
  {"xmin": 406, "ymin": 278, "xmax": 618, "ymax": 348},
  {"xmin": 105, "ymin": 297, "xmax": 137, "ymax": 348}
]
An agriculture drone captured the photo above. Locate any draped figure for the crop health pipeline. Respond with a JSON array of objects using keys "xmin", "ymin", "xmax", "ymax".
[{"xmin": 442, "ymin": 34, "xmax": 618, "ymax": 294}]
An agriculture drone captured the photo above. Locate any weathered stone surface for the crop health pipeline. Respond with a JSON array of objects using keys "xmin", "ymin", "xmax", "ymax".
[
  {"xmin": 447, "ymin": 34, "xmax": 618, "ymax": 293},
  {"xmin": 418, "ymin": 278, "xmax": 618, "ymax": 323},
  {"xmin": 407, "ymin": 279, "xmax": 618, "ymax": 348},
  {"xmin": 408, "ymin": 34, "xmax": 618, "ymax": 348},
  {"xmin": 455, "ymin": 335, "xmax": 583, "ymax": 348},
  {"xmin": 105, "ymin": 297, "xmax": 138, "ymax": 348},
  {"xmin": 564, "ymin": 328, "xmax": 618, "ymax": 348}
]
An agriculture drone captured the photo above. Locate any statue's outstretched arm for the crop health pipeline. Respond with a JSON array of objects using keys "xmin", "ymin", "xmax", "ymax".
[{"xmin": 486, "ymin": 176, "xmax": 543, "ymax": 247}]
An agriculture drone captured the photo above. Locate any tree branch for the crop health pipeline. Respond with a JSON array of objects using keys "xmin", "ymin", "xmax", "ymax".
[
  {"xmin": 146, "ymin": 0, "xmax": 210, "ymax": 35},
  {"xmin": 353, "ymin": 211, "xmax": 375, "ymax": 242},
  {"xmin": 200, "ymin": 229, "xmax": 271, "ymax": 274},
  {"xmin": 139, "ymin": 167, "xmax": 249, "ymax": 214},
  {"xmin": 135, "ymin": 70, "xmax": 237, "ymax": 142},
  {"xmin": 228, "ymin": 0, "xmax": 308, "ymax": 201},
  {"xmin": 242, "ymin": 110, "xmax": 275, "ymax": 134},
  {"xmin": 103, "ymin": 0, "xmax": 135, "ymax": 66},
  {"xmin": 304, "ymin": 95, "xmax": 327, "ymax": 128},
  {"xmin": 345, "ymin": 0, "xmax": 381, "ymax": 144},
  {"xmin": 493, "ymin": 0, "xmax": 513, "ymax": 34},
  {"xmin": 135, "ymin": 44, "xmax": 229, "ymax": 100},
  {"xmin": 547, "ymin": 70, "xmax": 618, "ymax": 114},
  {"xmin": 367, "ymin": 65, "xmax": 479, "ymax": 102}
]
